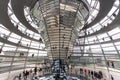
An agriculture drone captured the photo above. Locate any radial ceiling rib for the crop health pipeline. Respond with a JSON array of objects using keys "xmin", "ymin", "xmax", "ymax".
[{"xmin": 83, "ymin": 0, "xmax": 114, "ymax": 29}]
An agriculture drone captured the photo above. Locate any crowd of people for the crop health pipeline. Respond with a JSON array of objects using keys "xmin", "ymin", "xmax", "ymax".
[
  {"xmin": 79, "ymin": 68, "xmax": 103, "ymax": 80},
  {"xmin": 13, "ymin": 64, "xmax": 116, "ymax": 80},
  {"xmin": 70, "ymin": 66, "xmax": 114, "ymax": 80},
  {"xmin": 13, "ymin": 65, "xmax": 51, "ymax": 80},
  {"xmin": 13, "ymin": 67, "xmax": 39, "ymax": 80},
  {"xmin": 107, "ymin": 61, "xmax": 115, "ymax": 68},
  {"xmin": 14, "ymin": 69, "xmax": 34, "ymax": 80}
]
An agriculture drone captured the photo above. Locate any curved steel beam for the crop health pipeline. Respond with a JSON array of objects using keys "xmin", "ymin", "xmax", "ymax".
[
  {"xmin": 83, "ymin": 0, "xmax": 114, "ymax": 29},
  {"xmin": 11, "ymin": 0, "xmax": 38, "ymax": 33}
]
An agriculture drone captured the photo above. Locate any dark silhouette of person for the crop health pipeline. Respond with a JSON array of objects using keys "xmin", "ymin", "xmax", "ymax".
[
  {"xmin": 0, "ymin": 48, "xmax": 2, "ymax": 53},
  {"xmin": 18, "ymin": 73, "xmax": 21, "ymax": 80},
  {"xmin": 99, "ymin": 71, "xmax": 103, "ymax": 79},
  {"xmin": 107, "ymin": 61, "xmax": 110, "ymax": 67},
  {"xmin": 111, "ymin": 61, "xmax": 115, "ymax": 68},
  {"xmin": 111, "ymin": 75, "xmax": 114, "ymax": 80},
  {"xmin": 32, "ymin": 54, "xmax": 34, "ymax": 57},
  {"xmin": 34, "ymin": 66, "xmax": 37, "ymax": 75},
  {"xmin": 25, "ymin": 70, "xmax": 29, "ymax": 78}
]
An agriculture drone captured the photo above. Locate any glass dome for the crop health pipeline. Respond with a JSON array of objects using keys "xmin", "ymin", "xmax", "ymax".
[{"xmin": 0, "ymin": 0, "xmax": 120, "ymax": 80}]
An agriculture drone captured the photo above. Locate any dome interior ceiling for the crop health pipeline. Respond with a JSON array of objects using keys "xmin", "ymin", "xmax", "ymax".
[{"xmin": 0, "ymin": 0, "xmax": 120, "ymax": 77}]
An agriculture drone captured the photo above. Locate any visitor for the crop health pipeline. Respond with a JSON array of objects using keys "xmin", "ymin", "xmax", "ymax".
[
  {"xmin": 107, "ymin": 61, "xmax": 110, "ymax": 67},
  {"xmin": 111, "ymin": 75, "xmax": 114, "ymax": 80},
  {"xmin": 102, "ymin": 37, "xmax": 104, "ymax": 41},
  {"xmin": 18, "ymin": 41, "xmax": 22, "ymax": 45},
  {"xmin": 23, "ymin": 70, "xmax": 26, "ymax": 79},
  {"xmin": 25, "ymin": 70, "xmax": 28, "ymax": 79},
  {"xmin": 99, "ymin": 71, "xmax": 103, "ymax": 79},
  {"xmin": 34, "ymin": 66, "xmax": 37, "ymax": 75},
  {"xmin": 0, "ymin": 48, "xmax": 2, "ymax": 53},
  {"xmin": 32, "ymin": 54, "xmax": 34, "ymax": 57},
  {"xmin": 16, "ymin": 25, "xmax": 18, "ymax": 29},
  {"xmin": 91, "ymin": 71, "xmax": 94, "ymax": 79},
  {"xmin": 18, "ymin": 73, "xmax": 21, "ymax": 80},
  {"xmin": 39, "ymin": 38, "xmax": 42, "ymax": 42},
  {"xmin": 111, "ymin": 61, "xmax": 115, "ymax": 68},
  {"xmin": 88, "ymin": 70, "xmax": 90, "ymax": 76},
  {"xmin": 113, "ymin": 13, "xmax": 116, "ymax": 17},
  {"xmin": 84, "ymin": 69, "xmax": 87, "ymax": 75},
  {"xmin": 3, "ymin": 34, "xmax": 8, "ymax": 39},
  {"xmin": 94, "ymin": 71, "xmax": 98, "ymax": 79}
]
